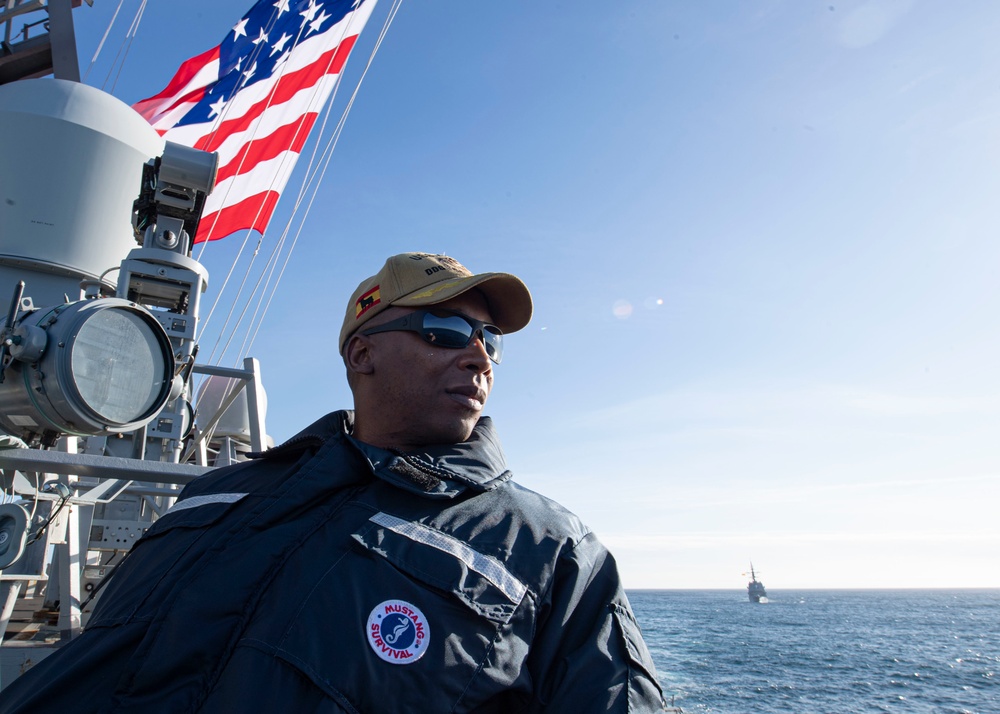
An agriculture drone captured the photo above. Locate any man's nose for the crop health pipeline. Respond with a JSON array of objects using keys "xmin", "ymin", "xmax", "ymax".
[{"xmin": 459, "ymin": 331, "xmax": 492, "ymax": 371}]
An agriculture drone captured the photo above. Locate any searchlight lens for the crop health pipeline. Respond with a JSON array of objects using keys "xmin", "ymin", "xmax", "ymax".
[
  {"xmin": 71, "ymin": 308, "xmax": 168, "ymax": 424},
  {"xmin": 0, "ymin": 298, "xmax": 175, "ymax": 441}
]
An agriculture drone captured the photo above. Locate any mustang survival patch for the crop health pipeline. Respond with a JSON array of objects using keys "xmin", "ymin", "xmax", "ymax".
[{"xmin": 366, "ymin": 599, "xmax": 429, "ymax": 664}]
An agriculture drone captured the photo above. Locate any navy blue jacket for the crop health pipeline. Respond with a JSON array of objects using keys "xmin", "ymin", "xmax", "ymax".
[{"xmin": 0, "ymin": 412, "xmax": 665, "ymax": 712}]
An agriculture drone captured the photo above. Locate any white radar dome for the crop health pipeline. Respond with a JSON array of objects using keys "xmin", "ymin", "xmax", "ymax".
[{"xmin": 0, "ymin": 78, "xmax": 164, "ymax": 304}]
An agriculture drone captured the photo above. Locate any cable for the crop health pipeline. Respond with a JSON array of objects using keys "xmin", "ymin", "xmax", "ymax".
[
  {"xmin": 193, "ymin": 3, "xmax": 307, "ymax": 264},
  {"xmin": 245, "ymin": 0, "xmax": 406, "ymax": 355},
  {"xmin": 200, "ymin": 0, "xmax": 403, "ymax": 365},
  {"xmin": 24, "ymin": 487, "xmax": 70, "ymax": 547},
  {"xmin": 197, "ymin": 5, "xmax": 331, "ymax": 360},
  {"xmin": 79, "ymin": 550, "xmax": 132, "ymax": 612},
  {"xmin": 82, "ymin": 0, "xmax": 127, "ymax": 83},
  {"xmin": 108, "ymin": 0, "xmax": 148, "ymax": 94},
  {"xmin": 100, "ymin": 0, "xmax": 147, "ymax": 93}
]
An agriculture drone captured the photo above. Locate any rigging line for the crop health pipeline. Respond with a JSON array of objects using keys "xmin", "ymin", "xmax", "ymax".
[
  {"xmin": 243, "ymin": 102, "xmax": 355, "ymax": 358},
  {"xmin": 193, "ymin": 7, "xmax": 293, "ymax": 348},
  {"xmin": 290, "ymin": 0, "xmax": 399, "ymax": 198},
  {"xmin": 205, "ymin": 237, "xmax": 266, "ymax": 366},
  {"xmin": 194, "ymin": 4, "xmax": 285, "ymax": 161},
  {"xmin": 197, "ymin": 5, "xmax": 371, "ymax": 284},
  {"xmin": 190, "ymin": 371, "xmax": 245, "ymax": 453},
  {"xmin": 240, "ymin": 0, "xmax": 405, "ymax": 358},
  {"xmin": 216, "ymin": 113, "xmax": 341, "ymax": 366},
  {"xmin": 231, "ymin": 125, "xmax": 363, "ymax": 360},
  {"xmin": 211, "ymin": 60, "xmax": 354, "ymax": 350},
  {"xmin": 198, "ymin": 230, "xmax": 255, "ymax": 334},
  {"xmin": 222, "ymin": 234, "xmax": 290, "ymax": 368},
  {"xmin": 25, "ymin": 494, "xmax": 69, "ymax": 547},
  {"xmin": 193, "ymin": 20, "xmax": 289, "ymax": 271},
  {"xmin": 203, "ymin": 0, "xmax": 395, "ymax": 365},
  {"xmin": 201, "ymin": 24, "xmax": 360, "ymax": 355},
  {"xmin": 238, "ymin": 104, "xmax": 364, "ymax": 355},
  {"xmin": 81, "ymin": 0, "xmax": 126, "ymax": 83},
  {"xmin": 268, "ymin": 0, "xmax": 403, "ymax": 233},
  {"xmin": 231, "ymin": 102, "xmax": 338, "ymax": 359},
  {"xmin": 219, "ymin": 141, "xmax": 328, "ymax": 366},
  {"xmin": 276, "ymin": 6, "xmax": 370, "ymax": 219},
  {"xmin": 207, "ymin": 15, "xmax": 357, "ymax": 255},
  {"xmin": 194, "ymin": 9, "xmax": 301, "ymax": 335},
  {"xmin": 194, "ymin": 5, "xmax": 324, "ymax": 264},
  {"xmin": 98, "ymin": 0, "xmax": 141, "ymax": 91},
  {"xmin": 195, "ymin": 15, "xmax": 351, "ymax": 342},
  {"xmin": 229, "ymin": 43, "xmax": 358, "ymax": 360},
  {"xmin": 237, "ymin": 112, "xmax": 343, "ymax": 361},
  {"xmin": 243, "ymin": 0, "xmax": 405, "ymax": 357},
  {"xmin": 108, "ymin": 0, "xmax": 148, "ymax": 95},
  {"xmin": 234, "ymin": 238, "xmax": 287, "ymax": 363},
  {"xmin": 294, "ymin": 0, "xmax": 402, "ymax": 197}
]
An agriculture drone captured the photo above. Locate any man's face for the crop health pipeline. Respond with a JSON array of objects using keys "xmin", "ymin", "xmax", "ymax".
[{"xmin": 360, "ymin": 290, "xmax": 496, "ymax": 450}]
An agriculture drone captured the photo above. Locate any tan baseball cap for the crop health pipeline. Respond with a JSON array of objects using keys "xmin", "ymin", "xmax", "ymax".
[{"xmin": 339, "ymin": 252, "xmax": 533, "ymax": 354}]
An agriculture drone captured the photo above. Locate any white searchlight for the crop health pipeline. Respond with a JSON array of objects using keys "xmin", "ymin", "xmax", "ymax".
[{"xmin": 0, "ymin": 290, "xmax": 175, "ymax": 444}]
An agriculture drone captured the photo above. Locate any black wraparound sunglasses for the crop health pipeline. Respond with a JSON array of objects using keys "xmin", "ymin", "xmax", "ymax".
[{"xmin": 360, "ymin": 309, "xmax": 504, "ymax": 364}]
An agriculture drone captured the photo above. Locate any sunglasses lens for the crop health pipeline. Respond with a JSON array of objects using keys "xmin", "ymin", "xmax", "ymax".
[
  {"xmin": 422, "ymin": 313, "xmax": 473, "ymax": 348},
  {"xmin": 421, "ymin": 313, "xmax": 504, "ymax": 363},
  {"xmin": 482, "ymin": 327, "xmax": 503, "ymax": 363}
]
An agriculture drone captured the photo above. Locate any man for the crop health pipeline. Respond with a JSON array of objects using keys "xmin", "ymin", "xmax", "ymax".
[{"xmin": 0, "ymin": 252, "xmax": 666, "ymax": 712}]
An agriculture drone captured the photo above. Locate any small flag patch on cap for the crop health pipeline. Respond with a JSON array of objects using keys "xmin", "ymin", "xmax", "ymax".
[{"xmin": 356, "ymin": 286, "xmax": 381, "ymax": 319}]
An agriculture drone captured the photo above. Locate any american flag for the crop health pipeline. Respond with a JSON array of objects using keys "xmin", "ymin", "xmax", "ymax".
[{"xmin": 133, "ymin": 0, "xmax": 378, "ymax": 243}]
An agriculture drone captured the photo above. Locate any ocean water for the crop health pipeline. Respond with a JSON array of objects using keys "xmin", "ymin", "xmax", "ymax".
[{"xmin": 628, "ymin": 589, "xmax": 999, "ymax": 714}]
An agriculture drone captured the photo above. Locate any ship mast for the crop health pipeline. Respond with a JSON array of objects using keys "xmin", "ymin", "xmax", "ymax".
[{"xmin": 0, "ymin": 0, "xmax": 83, "ymax": 85}]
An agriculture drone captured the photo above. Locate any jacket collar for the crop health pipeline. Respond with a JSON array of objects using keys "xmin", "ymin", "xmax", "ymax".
[{"xmin": 270, "ymin": 410, "xmax": 513, "ymax": 498}]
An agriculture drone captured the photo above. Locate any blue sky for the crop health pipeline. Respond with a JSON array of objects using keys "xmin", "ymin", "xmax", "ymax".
[{"xmin": 68, "ymin": 0, "xmax": 1000, "ymax": 588}]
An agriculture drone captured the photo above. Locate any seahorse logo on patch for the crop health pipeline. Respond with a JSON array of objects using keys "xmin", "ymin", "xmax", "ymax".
[{"xmin": 366, "ymin": 599, "xmax": 429, "ymax": 664}]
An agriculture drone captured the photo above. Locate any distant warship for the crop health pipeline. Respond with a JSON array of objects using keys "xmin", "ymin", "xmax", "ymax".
[{"xmin": 747, "ymin": 562, "xmax": 767, "ymax": 603}]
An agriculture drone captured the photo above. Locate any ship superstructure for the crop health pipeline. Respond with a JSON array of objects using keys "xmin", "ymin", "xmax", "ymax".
[
  {"xmin": 0, "ymin": 1, "xmax": 271, "ymax": 687},
  {"xmin": 747, "ymin": 562, "xmax": 767, "ymax": 603}
]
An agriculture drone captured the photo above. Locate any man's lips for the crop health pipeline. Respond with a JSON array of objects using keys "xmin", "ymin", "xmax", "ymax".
[{"xmin": 447, "ymin": 385, "xmax": 487, "ymax": 409}]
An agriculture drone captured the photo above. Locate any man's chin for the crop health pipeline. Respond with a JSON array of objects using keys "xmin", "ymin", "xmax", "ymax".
[{"xmin": 423, "ymin": 419, "xmax": 478, "ymax": 447}]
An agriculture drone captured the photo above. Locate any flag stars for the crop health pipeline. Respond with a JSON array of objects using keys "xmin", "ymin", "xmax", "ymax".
[
  {"xmin": 208, "ymin": 96, "xmax": 228, "ymax": 119},
  {"xmin": 270, "ymin": 32, "xmax": 291, "ymax": 56},
  {"xmin": 273, "ymin": 0, "xmax": 290, "ymax": 16},
  {"xmin": 232, "ymin": 17, "xmax": 249, "ymax": 40},
  {"xmin": 308, "ymin": 9, "xmax": 331, "ymax": 35},
  {"xmin": 300, "ymin": 0, "xmax": 321, "ymax": 26},
  {"xmin": 252, "ymin": 27, "xmax": 269, "ymax": 45},
  {"xmin": 243, "ymin": 60, "xmax": 258, "ymax": 81}
]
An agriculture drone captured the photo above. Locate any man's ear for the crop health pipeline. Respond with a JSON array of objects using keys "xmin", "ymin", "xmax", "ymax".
[{"xmin": 344, "ymin": 334, "xmax": 376, "ymax": 376}]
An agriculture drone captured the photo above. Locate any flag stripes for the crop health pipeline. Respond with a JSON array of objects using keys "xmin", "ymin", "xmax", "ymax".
[{"xmin": 132, "ymin": 0, "xmax": 377, "ymax": 243}]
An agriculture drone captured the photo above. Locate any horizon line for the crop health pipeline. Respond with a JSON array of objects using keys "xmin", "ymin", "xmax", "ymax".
[{"xmin": 625, "ymin": 586, "xmax": 1000, "ymax": 591}]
